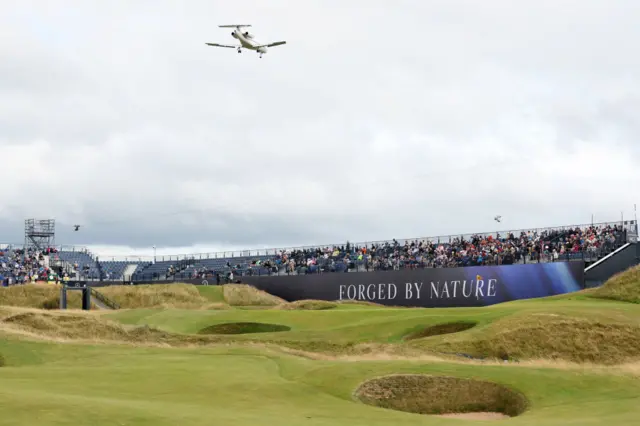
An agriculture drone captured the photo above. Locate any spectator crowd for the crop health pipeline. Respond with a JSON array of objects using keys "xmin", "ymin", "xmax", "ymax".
[
  {"xmin": 0, "ymin": 247, "xmax": 67, "ymax": 286},
  {"xmin": 1, "ymin": 223, "xmax": 632, "ymax": 284},
  {"xmin": 192, "ymin": 224, "xmax": 628, "ymax": 278}
]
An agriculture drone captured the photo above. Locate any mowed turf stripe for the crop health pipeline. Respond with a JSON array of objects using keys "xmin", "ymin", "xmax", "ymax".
[{"xmin": 0, "ymin": 360, "xmax": 445, "ymax": 425}]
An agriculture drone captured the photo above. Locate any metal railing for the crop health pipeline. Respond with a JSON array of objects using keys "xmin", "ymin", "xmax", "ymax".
[{"xmin": 89, "ymin": 287, "xmax": 121, "ymax": 309}]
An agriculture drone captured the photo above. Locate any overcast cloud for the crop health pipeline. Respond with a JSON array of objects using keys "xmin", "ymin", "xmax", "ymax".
[{"xmin": 1, "ymin": 0, "xmax": 639, "ymax": 257}]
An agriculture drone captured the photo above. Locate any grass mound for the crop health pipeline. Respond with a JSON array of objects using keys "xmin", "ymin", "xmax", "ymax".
[
  {"xmin": 355, "ymin": 374, "xmax": 528, "ymax": 418},
  {"xmin": 277, "ymin": 300, "xmax": 338, "ymax": 310},
  {"xmin": 404, "ymin": 321, "xmax": 477, "ymax": 341},
  {"xmin": 0, "ymin": 308, "xmax": 218, "ymax": 346},
  {"xmin": 592, "ymin": 265, "xmax": 640, "ymax": 304},
  {"xmin": 97, "ymin": 284, "xmax": 224, "ymax": 309},
  {"xmin": 222, "ymin": 284, "xmax": 284, "ymax": 306},
  {"xmin": 0, "ymin": 284, "xmax": 87, "ymax": 309},
  {"xmin": 88, "ymin": 283, "xmax": 285, "ymax": 309},
  {"xmin": 428, "ymin": 314, "xmax": 640, "ymax": 364},
  {"xmin": 2, "ymin": 310, "xmax": 135, "ymax": 340},
  {"xmin": 198, "ymin": 322, "xmax": 291, "ymax": 335}
]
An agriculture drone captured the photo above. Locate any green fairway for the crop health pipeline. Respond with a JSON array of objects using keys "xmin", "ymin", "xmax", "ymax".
[
  {"xmin": 0, "ymin": 337, "xmax": 639, "ymax": 426},
  {"xmin": 1, "ymin": 275, "xmax": 640, "ymax": 425},
  {"xmin": 104, "ymin": 297, "xmax": 640, "ymax": 354}
]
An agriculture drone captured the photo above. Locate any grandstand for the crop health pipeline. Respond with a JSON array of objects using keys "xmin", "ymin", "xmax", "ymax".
[{"xmin": 1, "ymin": 219, "xmax": 637, "ymax": 285}]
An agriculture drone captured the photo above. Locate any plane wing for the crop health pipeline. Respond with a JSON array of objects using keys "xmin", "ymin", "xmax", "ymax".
[
  {"xmin": 205, "ymin": 42, "xmax": 238, "ymax": 48},
  {"xmin": 257, "ymin": 41, "xmax": 286, "ymax": 48}
]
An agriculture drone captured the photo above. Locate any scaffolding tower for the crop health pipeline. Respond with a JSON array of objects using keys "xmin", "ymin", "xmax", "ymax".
[{"xmin": 24, "ymin": 219, "xmax": 56, "ymax": 252}]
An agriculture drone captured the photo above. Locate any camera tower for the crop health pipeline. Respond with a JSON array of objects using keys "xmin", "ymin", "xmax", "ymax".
[{"xmin": 24, "ymin": 218, "xmax": 56, "ymax": 252}]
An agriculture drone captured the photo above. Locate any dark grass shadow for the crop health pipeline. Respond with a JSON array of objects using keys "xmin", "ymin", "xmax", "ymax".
[
  {"xmin": 403, "ymin": 321, "xmax": 478, "ymax": 341},
  {"xmin": 198, "ymin": 322, "xmax": 291, "ymax": 335}
]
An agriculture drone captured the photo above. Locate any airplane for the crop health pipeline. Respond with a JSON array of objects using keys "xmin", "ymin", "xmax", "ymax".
[{"xmin": 205, "ymin": 24, "xmax": 286, "ymax": 58}]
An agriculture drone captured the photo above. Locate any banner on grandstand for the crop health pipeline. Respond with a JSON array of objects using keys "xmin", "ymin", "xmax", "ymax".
[{"xmin": 184, "ymin": 262, "xmax": 585, "ymax": 308}]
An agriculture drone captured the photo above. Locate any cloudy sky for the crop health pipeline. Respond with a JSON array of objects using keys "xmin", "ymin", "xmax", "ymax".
[{"xmin": 1, "ymin": 0, "xmax": 639, "ymax": 257}]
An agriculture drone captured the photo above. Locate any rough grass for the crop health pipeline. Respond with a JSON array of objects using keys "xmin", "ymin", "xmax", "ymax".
[
  {"xmin": 0, "ymin": 284, "xmax": 88, "ymax": 310},
  {"xmin": 97, "ymin": 284, "xmax": 227, "ymax": 309},
  {"xmin": 0, "ymin": 353, "xmax": 4, "ymax": 367},
  {"xmin": 222, "ymin": 284, "xmax": 284, "ymax": 306},
  {"xmin": 355, "ymin": 374, "xmax": 528, "ymax": 417},
  {"xmin": 2, "ymin": 310, "xmax": 132, "ymax": 340},
  {"xmin": 336, "ymin": 300, "xmax": 385, "ymax": 307},
  {"xmin": 592, "ymin": 264, "xmax": 640, "ymax": 304},
  {"xmin": 404, "ymin": 321, "xmax": 477, "ymax": 341},
  {"xmin": 426, "ymin": 314, "xmax": 640, "ymax": 365},
  {"xmin": 277, "ymin": 300, "xmax": 338, "ymax": 310},
  {"xmin": 198, "ymin": 322, "xmax": 291, "ymax": 335},
  {"xmin": 1, "ymin": 283, "xmax": 291, "ymax": 311},
  {"xmin": 0, "ymin": 307, "xmax": 220, "ymax": 346},
  {"xmin": 205, "ymin": 303, "xmax": 231, "ymax": 310}
]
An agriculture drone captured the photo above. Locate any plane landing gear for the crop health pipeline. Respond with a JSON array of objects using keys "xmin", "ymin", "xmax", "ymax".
[{"xmin": 237, "ymin": 48, "xmax": 242, "ymax": 54}]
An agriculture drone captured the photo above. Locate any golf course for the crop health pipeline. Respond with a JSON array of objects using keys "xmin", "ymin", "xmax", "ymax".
[{"xmin": 0, "ymin": 266, "xmax": 639, "ymax": 425}]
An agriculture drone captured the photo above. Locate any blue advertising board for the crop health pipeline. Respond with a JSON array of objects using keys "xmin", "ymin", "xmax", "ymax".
[{"xmin": 234, "ymin": 261, "xmax": 585, "ymax": 307}]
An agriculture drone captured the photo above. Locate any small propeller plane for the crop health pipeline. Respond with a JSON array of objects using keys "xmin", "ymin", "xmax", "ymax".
[{"xmin": 206, "ymin": 25, "xmax": 286, "ymax": 58}]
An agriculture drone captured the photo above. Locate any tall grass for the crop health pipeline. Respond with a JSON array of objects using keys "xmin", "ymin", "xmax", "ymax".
[
  {"xmin": 592, "ymin": 265, "xmax": 640, "ymax": 304},
  {"xmin": 97, "ymin": 284, "xmax": 218, "ymax": 309},
  {"xmin": 276, "ymin": 300, "xmax": 337, "ymax": 310},
  {"xmin": 0, "ymin": 284, "xmax": 86, "ymax": 310},
  {"xmin": 423, "ymin": 314, "xmax": 640, "ymax": 364},
  {"xmin": 222, "ymin": 284, "xmax": 284, "ymax": 306},
  {"xmin": 97, "ymin": 283, "xmax": 283, "ymax": 309},
  {"xmin": 0, "ymin": 307, "xmax": 224, "ymax": 346}
]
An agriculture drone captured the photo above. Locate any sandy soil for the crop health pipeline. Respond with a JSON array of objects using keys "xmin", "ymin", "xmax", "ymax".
[{"xmin": 436, "ymin": 412, "xmax": 509, "ymax": 420}]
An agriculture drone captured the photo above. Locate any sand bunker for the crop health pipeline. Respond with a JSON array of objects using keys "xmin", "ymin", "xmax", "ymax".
[
  {"xmin": 355, "ymin": 374, "xmax": 527, "ymax": 419},
  {"xmin": 198, "ymin": 322, "xmax": 291, "ymax": 335},
  {"xmin": 404, "ymin": 321, "xmax": 477, "ymax": 341},
  {"xmin": 438, "ymin": 412, "xmax": 509, "ymax": 420}
]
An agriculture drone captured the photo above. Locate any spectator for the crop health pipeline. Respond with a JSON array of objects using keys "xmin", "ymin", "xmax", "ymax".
[
  {"xmin": 9, "ymin": 221, "xmax": 630, "ymax": 282},
  {"xmin": 0, "ymin": 246, "xmax": 60, "ymax": 285}
]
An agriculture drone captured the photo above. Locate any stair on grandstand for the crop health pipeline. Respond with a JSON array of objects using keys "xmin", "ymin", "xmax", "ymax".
[
  {"xmin": 123, "ymin": 264, "xmax": 139, "ymax": 281},
  {"xmin": 93, "ymin": 261, "xmax": 149, "ymax": 281}
]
